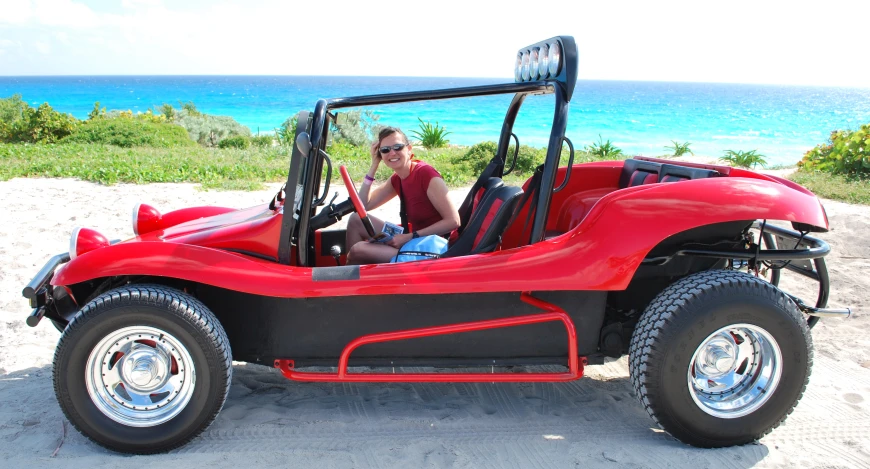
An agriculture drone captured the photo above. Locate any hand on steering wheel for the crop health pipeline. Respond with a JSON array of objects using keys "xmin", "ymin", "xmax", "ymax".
[{"xmin": 339, "ymin": 165, "xmax": 377, "ymax": 238}]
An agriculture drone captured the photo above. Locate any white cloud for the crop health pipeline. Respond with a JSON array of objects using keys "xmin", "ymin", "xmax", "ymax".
[
  {"xmin": 34, "ymin": 40, "xmax": 50, "ymax": 54},
  {"xmin": 0, "ymin": 0, "xmax": 868, "ymax": 87},
  {"xmin": 0, "ymin": 0, "xmax": 35, "ymax": 25}
]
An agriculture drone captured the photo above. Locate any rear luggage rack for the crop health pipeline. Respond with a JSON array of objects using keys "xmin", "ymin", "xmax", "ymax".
[{"xmin": 274, "ymin": 292, "xmax": 585, "ymax": 382}]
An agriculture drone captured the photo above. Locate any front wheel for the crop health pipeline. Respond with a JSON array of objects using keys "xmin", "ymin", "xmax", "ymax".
[
  {"xmin": 629, "ymin": 270, "xmax": 812, "ymax": 447},
  {"xmin": 53, "ymin": 285, "xmax": 232, "ymax": 454}
]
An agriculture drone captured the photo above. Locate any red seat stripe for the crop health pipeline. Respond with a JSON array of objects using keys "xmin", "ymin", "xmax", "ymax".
[{"xmin": 472, "ymin": 199, "xmax": 504, "ymax": 250}]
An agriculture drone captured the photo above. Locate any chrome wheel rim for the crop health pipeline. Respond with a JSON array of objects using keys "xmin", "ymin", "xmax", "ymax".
[
  {"xmin": 85, "ymin": 326, "xmax": 196, "ymax": 427},
  {"xmin": 687, "ymin": 323, "xmax": 782, "ymax": 419}
]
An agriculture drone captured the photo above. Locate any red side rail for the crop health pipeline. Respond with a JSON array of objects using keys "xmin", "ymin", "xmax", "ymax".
[{"xmin": 273, "ymin": 292, "xmax": 585, "ymax": 383}]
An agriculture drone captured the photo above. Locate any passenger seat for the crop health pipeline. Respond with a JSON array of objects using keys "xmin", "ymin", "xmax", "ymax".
[{"xmin": 443, "ymin": 185, "xmax": 523, "ymax": 258}]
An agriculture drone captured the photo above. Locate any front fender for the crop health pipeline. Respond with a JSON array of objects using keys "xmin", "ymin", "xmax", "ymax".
[{"xmin": 52, "ymin": 241, "xmax": 305, "ymax": 294}]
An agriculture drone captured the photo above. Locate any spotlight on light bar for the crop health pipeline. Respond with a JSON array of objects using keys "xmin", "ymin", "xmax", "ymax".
[
  {"xmin": 512, "ymin": 36, "xmax": 578, "ymax": 101},
  {"xmin": 529, "ymin": 48, "xmax": 540, "ymax": 80}
]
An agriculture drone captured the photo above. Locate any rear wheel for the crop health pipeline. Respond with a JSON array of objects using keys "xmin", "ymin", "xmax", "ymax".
[
  {"xmin": 53, "ymin": 285, "xmax": 232, "ymax": 454},
  {"xmin": 629, "ymin": 270, "xmax": 812, "ymax": 447}
]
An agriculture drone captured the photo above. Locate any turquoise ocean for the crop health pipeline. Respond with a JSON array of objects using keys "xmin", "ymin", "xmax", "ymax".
[{"xmin": 2, "ymin": 76, "xmax": 869, "ymax": 166}]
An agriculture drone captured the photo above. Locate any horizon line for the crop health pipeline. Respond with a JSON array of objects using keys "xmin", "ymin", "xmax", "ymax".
[{"xmin": 1, "ymin": 75, "xmax": 868, "ymax": 90}]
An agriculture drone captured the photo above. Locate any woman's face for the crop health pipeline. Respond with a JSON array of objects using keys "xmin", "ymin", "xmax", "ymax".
[{"xmin": 378, "ymin": 132, "xmax": 412, "ymax": 171}]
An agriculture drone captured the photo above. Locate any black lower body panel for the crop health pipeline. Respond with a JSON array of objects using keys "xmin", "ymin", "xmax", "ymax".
[{"xmin": 196, "ymin": 287, "xmax": 606, "ymax": 367}]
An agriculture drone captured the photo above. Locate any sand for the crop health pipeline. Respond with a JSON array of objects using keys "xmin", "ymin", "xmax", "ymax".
[{"xmin": 0, "ymin": 176, "xmax": 868, "ymax": 468}]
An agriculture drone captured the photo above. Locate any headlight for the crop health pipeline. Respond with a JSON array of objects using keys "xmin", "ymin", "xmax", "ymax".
[
  {"xmin": 69, "ymin": 227, "xmax": 110, "ymax": 260},
  {"xmin": 548, "ymin": 41, "xmax": 561, "ymax": 77},
  {"xmin": 133, "ymin": 203, "xmax": 162, "ymax": 236}
]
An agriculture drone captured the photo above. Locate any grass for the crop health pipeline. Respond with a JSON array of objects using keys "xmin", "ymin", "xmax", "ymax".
[
  {"xmin": 9, "ymin": 142, "xmax": 867, "ymax": 205},
  {"xmin": 789, "ymin": 170, "xmax": 870, "ymax": 205},
  {"xmin": 1, "ymin": 142, "xmax": 585, "ymax": 191},
  {"xmin": 0, "ymin": 143, "xmax": 292, "ymax": 190}
]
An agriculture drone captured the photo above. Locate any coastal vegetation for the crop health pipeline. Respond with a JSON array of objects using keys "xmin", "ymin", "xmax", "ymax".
[
  {"xmin": 664, "ymin": 140, "xmax": 693, "ymax": 157},
  {"xmin": 720, "ymin": 149, "xmax": 767, "ymax": 168},
  {"xmin": 2, "ymin": 94, "xmax": 867, "ymax": 204},
  {"xmin": 788, "ymin": 124, "xmax": 870, "ymax": 204},
  {"xmin": 585, "ymin": 135, "xmax": 623, "ymax": 159},
  {"xmin": 411, "ymin": 118, "xmax": 451, "ymax": 149}
]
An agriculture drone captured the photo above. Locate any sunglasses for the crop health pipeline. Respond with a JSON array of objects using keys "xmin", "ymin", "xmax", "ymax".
[{"xmin": 379, "ymin": 143, "xmax": 408, "ymax": 155}]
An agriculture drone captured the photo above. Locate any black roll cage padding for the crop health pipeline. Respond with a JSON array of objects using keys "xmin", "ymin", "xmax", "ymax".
[
  {"xmin": 553, "ymin": 137, "xmax": 574, "ymax": 193},
  {"xmin": 296, "ymin": 99, "xmax": 330, "ymax": 267},
  {"xmin": 277, "ymin": 110, "xmax": 311, "ymax": 265}
]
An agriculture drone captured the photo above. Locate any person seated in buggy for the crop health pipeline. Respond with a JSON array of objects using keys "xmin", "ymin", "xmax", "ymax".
[{"xmin": 344, "ymin": 127, "xmax": 460, "ymax": 265}]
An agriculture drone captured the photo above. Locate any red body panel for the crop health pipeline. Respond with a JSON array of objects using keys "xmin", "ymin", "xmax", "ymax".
[
  {"xmin": 53, "ymin": 164, "xmax": 827, "ymax": 297},
  {"xmin": 139, "ymin": 203, "xmax": 282, "ymax": 258}
]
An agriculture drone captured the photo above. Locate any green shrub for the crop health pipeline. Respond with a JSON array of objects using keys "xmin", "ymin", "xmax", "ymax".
[
  {"xmin": 330, "ymin": 110, "xmax": 380, "ymax": 146},
  {"xmin": 799, "ymin": 124, "xmax": 870, "ymax": 177},
  {"xmin": 720, "ymin": 149, "xmax": 767, "ymax": 168},
  {"xmin": 251, "ymin": 135, "xmax": 274, "ymax": 147},
  {"xmin": 3, "ymin": 102, "xmax": 78, "ymax": 143},
  {"xmin": 0, "ymin": 94, "xmax": 28, "ymax": 124},
  {"xmin": 458, "ymin": 141, "xmax": 543, "ymax": 175},
  {"xmin": 88, "ymin": 101, "xmax": 106, "ymax": 120},
  {"xmin": 664, "ymin": 140, "xmax": 693, "ymax": 157},
  {"xmin": 218, "ymin": 135, "xmax": 251, "ymax": 149},
  {"xmin": 61, "ymin": 118, "xmax": 195, "ymax": 147},
  {"xmin": 179, "ymin": 101, "xmax": 201, "ymax": 117},
  {"xmin": 275, "ymin": 115, "xmax": 298, "ymax": 146},
  {"xmin": 586, "ymin": 135, "xmax": 623, "ymax": 159},
  {"xmin": 411, "ymin": 118, "xmax": 451, "ymax": 149},
  {"xmin": 159, "ymin": 103, "xmax": 177, "ymax": 121},
  {"xmin": 461, "ymin": 141, "xmax": 499, "ymax": 173},
  {"xmin": 175, "ymin": 112, "xmax": 251, "ymax": 147}
]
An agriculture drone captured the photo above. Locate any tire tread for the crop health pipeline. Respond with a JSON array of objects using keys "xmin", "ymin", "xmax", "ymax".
[{"xmin": 53, "ymin": 284, "xmax": 232, "ymax": 454}]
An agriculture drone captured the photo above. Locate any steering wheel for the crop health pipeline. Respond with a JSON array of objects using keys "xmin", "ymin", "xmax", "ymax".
[{"xmin": 339, "ymin": 165, "xmax": 377, "ymax": 238}]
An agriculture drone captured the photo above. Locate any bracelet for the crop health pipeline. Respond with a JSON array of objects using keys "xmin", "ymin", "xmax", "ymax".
[
  {"xmin": 412, "ymin": 231, "xmax": 420, "ymax": 239},
  {"xmin": 364, "ymin": 174, "xmax": 375, "ymax": 182}
]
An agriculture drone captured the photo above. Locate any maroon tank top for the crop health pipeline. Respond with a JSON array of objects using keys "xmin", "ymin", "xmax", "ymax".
[{"xmin": 389, "ymin": 161, "xmax": 443, "ymax": 231}]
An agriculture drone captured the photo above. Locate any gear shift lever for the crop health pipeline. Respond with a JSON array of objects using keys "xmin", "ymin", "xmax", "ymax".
[{"xmin": 330, "ymin": 245, "xmax": 342, "ymax": 266}]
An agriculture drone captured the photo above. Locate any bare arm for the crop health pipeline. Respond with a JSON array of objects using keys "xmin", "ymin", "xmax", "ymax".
[
  {"xmin": 419, "ymin": 177, "xmax": 461, "ymax": 236},
  {"xmin": 358, "ymin": 141, "xmax": 396, "ymax": 210}
]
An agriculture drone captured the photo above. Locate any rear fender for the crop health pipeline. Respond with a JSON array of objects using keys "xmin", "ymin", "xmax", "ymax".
[{"xmin": 567, "ymin": 176, "xmax": 827, "ymax": 289}]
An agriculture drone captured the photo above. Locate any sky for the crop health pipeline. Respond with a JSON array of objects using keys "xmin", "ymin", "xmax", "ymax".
[{"xmin": 0, "ymin": 0, "xmax": 868, "ymax": 88}]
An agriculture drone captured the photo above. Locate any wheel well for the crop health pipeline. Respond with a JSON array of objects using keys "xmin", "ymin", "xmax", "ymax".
[
  {"xmin": 68, "ymin": 275, "xmax": 198, "ymax": 312},
  {"xmin": 597, "ymin": 220, "xmax": 752, "ymax": 358}
]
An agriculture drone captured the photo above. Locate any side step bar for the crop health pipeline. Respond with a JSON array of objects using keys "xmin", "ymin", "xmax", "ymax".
[{"xmin": 274, "ymin": 292, "xmax": 585, "ymax": 383}]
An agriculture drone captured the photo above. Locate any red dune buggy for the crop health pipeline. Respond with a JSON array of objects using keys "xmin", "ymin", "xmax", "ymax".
[{"xmin": 23, "ymin": 36, "xmax": 849, "ymax": 453}]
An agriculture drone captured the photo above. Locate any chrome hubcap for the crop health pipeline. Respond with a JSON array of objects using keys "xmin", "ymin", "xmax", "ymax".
[
  {"xmin": 86, "ymin": 326, "xmax": 196, "ymax": 427},
  {"xmin": 688, "ymin": 324, "xmax": 782, "ymax": 419}
]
